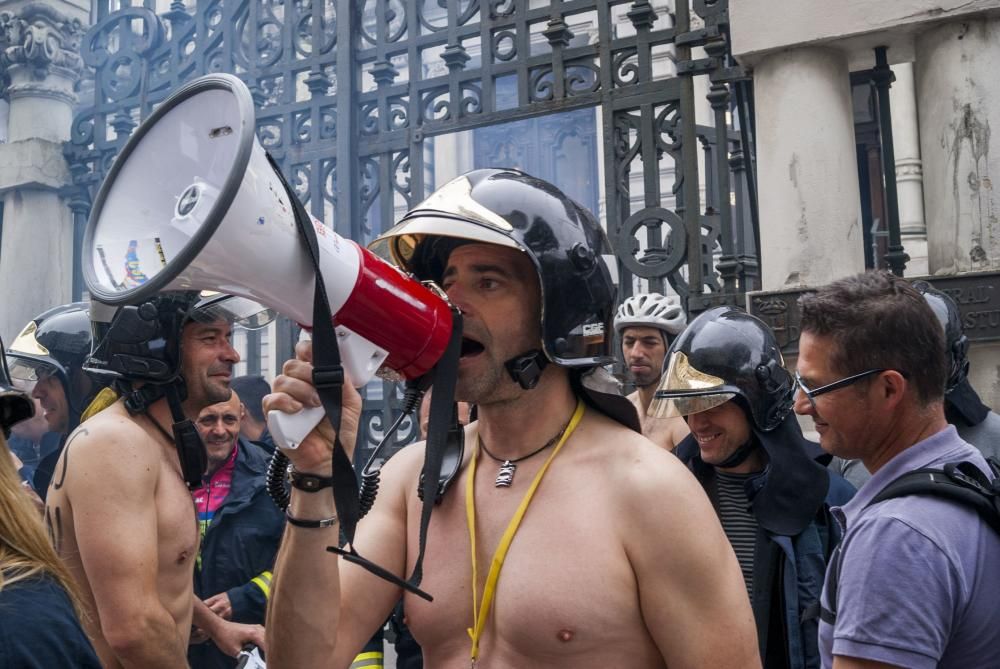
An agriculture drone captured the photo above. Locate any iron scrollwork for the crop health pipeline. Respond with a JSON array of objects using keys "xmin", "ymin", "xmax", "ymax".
[{"xmin": 66, "ymin": 0, "xmax": 755, "ymax": 462}]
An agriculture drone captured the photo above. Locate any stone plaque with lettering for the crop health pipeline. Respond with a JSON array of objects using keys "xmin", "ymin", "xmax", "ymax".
[{"xmin": 747, "ymin": 271, "xmax": 1000, "ymax": 354}]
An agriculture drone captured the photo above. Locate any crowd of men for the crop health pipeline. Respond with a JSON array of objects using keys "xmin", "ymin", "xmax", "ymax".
[{"xmin": 0, "ymin": 168, "xmax": 998, "ymax": 669}]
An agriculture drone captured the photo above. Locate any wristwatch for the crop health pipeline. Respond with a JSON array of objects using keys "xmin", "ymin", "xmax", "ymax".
[{"xmin": 288, "ymin": 468, "xmax": 335, "ymax": 492}]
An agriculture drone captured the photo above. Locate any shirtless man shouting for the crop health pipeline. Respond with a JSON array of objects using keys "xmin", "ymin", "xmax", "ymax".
[
  {"xmin": 45, "ymin": 293, "xmax": 270, "ymax": 667},
  {"xmin": 614, "ymin": 293, "xmax": 690, "ymax": 451},
  {"xmin": 265, "ymin": 170, "xmax": 758, "ymax": 668}
]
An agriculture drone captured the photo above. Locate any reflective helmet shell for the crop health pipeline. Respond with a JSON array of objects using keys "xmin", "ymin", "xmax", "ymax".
[
  {"xmin": 370, "ymin": 168, "xmax": 617, "ymax": 367},
  {"xmin": 614, "ymin": 293, "xmax": 687, "ymax": 337},
  {"xmin": 913, "ymin": 280, "xmax": 969, "ymax": 392},
  {"xmin": 650, "ymin": 306, "xmax": 793, "ymax": 432},
  {"xmin": 7, "ymin": 303, "xmax": 94, "ymax": 414}
]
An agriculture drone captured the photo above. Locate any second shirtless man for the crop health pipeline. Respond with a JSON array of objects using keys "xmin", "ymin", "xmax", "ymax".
[{"xmin": 45, "ymin": 293, "xmax": 270, "ymax": 667}]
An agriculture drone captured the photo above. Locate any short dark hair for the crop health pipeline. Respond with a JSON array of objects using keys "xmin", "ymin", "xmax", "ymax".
[
  {"xmin": 798, "ymin": 271, "xmax": 947, "ymax": 405},
  {"xmin": 230, "ymin": 375, "xmax": 271, "ymax": 423}
]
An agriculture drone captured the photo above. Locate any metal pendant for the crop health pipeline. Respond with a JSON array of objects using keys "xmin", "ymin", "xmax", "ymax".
[{"xmin": 495, "ymin": 461, "xmax": 516, "ymax": 487}]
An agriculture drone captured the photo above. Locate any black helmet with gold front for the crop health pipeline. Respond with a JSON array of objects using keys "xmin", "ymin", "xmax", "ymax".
[
  {"xmin": 371, "ymin": 168, "xmax": 616, "ymax": 373},
  {"xmin": 650, "ymin": 305, "xmax": 794, "ymax": 432},
  {"xmin": 7, "ymin": 302, "xmax": 100, "ymax": 431}
]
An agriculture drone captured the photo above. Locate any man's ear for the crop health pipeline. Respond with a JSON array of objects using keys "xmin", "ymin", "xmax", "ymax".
[
  {"xmin": 239, "ymin": 402, "xmax": 247, "ymax": 420},
  {"xmin": 879, "ymin": 370, "xmax": 908, "ymax": 410}
]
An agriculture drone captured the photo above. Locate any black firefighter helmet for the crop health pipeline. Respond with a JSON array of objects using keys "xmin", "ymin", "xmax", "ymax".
[
  {"xmin": 370, "ymin": 168, "xmax": 638, "ymax": 430},
  {"xmin": 7, "ymin": 302, "xmax": 102, "ymax": 431},
  {"xmin": 85, "ymin": 291, "xmax": 274, "ymax": 401},
  {"xmin": 0, "ymin": 339, "xmax": 35, "ymax": 438},
  {"xmin": 370, "ymin": 168, "xmax": 615, "ymax": 369},
  {"xmin": 650, "ymin": 305, "xmax": 794, "ymax": 432}
]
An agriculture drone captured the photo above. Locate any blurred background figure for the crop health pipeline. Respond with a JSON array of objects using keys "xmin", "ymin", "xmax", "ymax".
[
  {"xmin": 5, "ymin": 303, "xmax": 109, "ymax": 497},
  {"xmin": 189, "ymin": 391, "xmax": 284, "ymax": 669},
  {"xmin": 230, "ymin": 375, "xmax": 274, "ymax": 453},
  {"xmin": 0, "ymin": 339, "xmax": 101, "ymax": 667},
  {"xmin": 6, "ymin": 386, "xmax": 59, "ymax": 488}
]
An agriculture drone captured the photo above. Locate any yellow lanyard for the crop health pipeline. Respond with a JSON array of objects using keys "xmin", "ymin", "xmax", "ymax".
[{"xmin": 465, "ymin": 399, "xmax": 585, "ymax": 665}]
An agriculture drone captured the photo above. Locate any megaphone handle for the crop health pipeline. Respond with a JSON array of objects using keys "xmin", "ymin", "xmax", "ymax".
[{"xmin": 267, "ymin": 406, "xmax": 326, "ymax": 451}]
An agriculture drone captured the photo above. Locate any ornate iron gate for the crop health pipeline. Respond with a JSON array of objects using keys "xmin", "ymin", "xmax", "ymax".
[{"xmin": 66, "ymin": 0, "xmax": 758, "ymax": 461}]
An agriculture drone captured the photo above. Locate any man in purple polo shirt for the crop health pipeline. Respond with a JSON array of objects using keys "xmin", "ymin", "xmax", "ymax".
[{"xmin": 794, "ymin": 271, "xmax": 1000, "ymax": 669}]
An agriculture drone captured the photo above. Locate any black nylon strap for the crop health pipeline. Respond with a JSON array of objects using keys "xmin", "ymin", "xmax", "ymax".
[{"xmin": 410, "ymin": 307, "xmax": 463, "ymax": 588}]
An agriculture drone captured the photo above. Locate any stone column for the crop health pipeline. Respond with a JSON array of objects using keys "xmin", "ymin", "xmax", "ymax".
[
  {"xmin": 889, "ymin": 62, "xmax": 928, "ymax": 276},
  {"xmin": 0, "ymin": 3, "xmax": 85, "ymax": 340},
  {"xmin": 916, "ymin": 17, "xmax": 1000, "ymax": 275},
  {"xmin": 754, "ymin": 46, "xmax": 865, "ymax": 290}
]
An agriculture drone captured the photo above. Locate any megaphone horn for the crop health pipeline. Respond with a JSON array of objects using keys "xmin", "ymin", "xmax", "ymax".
[{"xmin": 82, "ymin": 74, "xmax": 454, "ymax": 446}]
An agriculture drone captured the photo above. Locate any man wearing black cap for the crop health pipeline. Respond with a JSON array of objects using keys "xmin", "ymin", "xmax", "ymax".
[
  {"xmin": 265, "ymin": 169, "xmax": 759, "ymax": 667},
  {"xmin": 652, "ymin": 306, "xmax": 855, "ymax": 669}
]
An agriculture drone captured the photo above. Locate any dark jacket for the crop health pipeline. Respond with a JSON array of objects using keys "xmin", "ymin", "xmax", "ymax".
[
  {"xmin": 188, "ymin": 439, "xmax": 285, "ymax": 669},
  {"xmin": 677, "ymin": 416, "xmax": 855, "ymax": 669},
  {"xmin": 0, "ymin": 577, "xmax": 102, "ymax": 668}
]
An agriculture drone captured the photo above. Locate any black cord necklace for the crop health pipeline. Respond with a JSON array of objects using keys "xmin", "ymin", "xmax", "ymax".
[{"xmin": 478, "ymin": 416, "xmax": 574, "ymax": 488}]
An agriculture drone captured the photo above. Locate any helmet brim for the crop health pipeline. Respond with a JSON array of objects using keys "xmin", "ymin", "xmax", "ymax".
[
  {"xmin": 647, "ymin": 350, "xmax": 737, "ymax": 419},
  {"xmin": 370, "ymin": 214, "xmax": 521, "ymax": 271},
  {"xmin": 649, "ymin": 391, "xmax": 737, "ymax": 419},
  {"xmin": 5, "ymin": 352, "xmax": 64, "ymax": 385},
  {"xmin": 189, "ymin": 294, "xmax": 276, "ymax": 330}
]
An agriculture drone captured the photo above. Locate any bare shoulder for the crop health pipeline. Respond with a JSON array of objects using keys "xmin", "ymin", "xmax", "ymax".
[
  {"xmin": 579, "ymin": 410, "xmax": 704, "ymax": 510},
  {"xmin": 62, "ymin": 403, "xmax": 160, "ymax": 489}
]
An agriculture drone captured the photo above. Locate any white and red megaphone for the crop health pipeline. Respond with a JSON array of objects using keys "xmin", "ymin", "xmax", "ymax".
[{"xmin": 82, "ymin": 74, "xmax": 453, "ymax": 448}]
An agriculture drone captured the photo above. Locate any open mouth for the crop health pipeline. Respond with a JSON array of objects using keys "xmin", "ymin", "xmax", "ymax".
[
  {"xmin": 695, "ymin": 432, "xmax": 722, "ymax": 444},
  {"xmin": 460, "ymin": 337, "xmax": 485, "ymax": 358}
]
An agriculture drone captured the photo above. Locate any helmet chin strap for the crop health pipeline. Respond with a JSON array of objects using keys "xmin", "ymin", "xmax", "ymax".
[
  {"xmin": 121, "ymin": 379, "xmax": 207, "ymax": 490},
  {"xmin": 504, "ymin": 350, "xmax": 549, "ymax": 390},
  {"xmin": 714, "ymin": 435, "xmax": 760, "ymax": 470}
]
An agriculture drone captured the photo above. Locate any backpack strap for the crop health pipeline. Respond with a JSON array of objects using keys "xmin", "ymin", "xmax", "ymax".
[
  {"xmin": 870, "ymin": 462, "xmax": 1000, "ymax": 535},
  {"xmin": 820, "ymin": 459, "xmax": 1000, "ymax": 627}
]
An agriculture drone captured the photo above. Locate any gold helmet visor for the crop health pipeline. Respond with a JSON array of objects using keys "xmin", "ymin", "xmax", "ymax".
[
  {"xmin": 648, "ymin": 351, "xmax": 735, "ymax": 419},
  {"xmin": 368, "ymin": 175, "xmax": 521, "ymax": 268}
]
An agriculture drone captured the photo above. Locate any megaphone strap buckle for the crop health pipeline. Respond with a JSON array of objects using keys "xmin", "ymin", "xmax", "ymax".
[{"xmin": 312, "ymin": 366, "xmax": 345, "ymax": 389}]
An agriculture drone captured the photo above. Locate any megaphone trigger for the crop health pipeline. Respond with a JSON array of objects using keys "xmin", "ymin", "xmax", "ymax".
[
  {"xmin": 334, "ymin": 326, "xmax": 390, "ymax": 385},
  {"xmin": 267, "ymin": 405, "xmax": 325, "ymax": 451}
]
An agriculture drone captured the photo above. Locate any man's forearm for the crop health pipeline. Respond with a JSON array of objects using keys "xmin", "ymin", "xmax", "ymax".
[
  {"xmin": 266, "ymin": 489, "xmax": 343, "ymax": 668},
  {"xmin": 104, "ymin": 606, "xmax": 188, "ymax": 668},
  {"xmin": 192, "ymin": 597, "xmax": 223, "ymax": 636}
]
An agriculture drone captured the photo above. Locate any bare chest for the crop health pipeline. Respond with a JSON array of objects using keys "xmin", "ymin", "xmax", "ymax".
[
  {"xmin": 402, "ymin": 461, "xmax": 653, "ymax": 664},
  {"xmin": 156, "ymin": 463, "xmax": 199, "ymax": 570}
]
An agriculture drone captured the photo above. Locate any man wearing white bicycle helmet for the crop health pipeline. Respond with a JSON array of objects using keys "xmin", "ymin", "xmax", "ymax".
[{"xmin": 614, "ymin": 293, "xmax": 690, "ymax": 451}]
